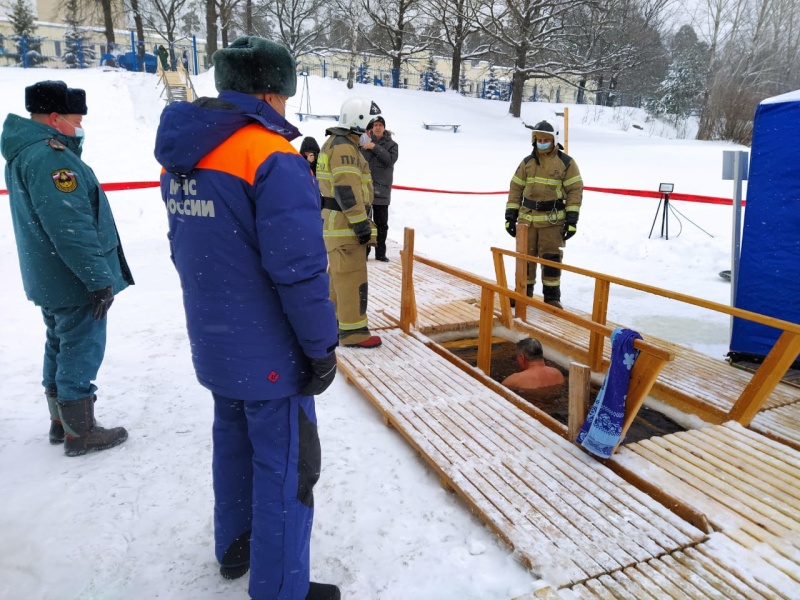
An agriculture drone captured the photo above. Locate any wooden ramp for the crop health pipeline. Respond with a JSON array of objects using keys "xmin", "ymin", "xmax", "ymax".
[
  {"xmin": 751, "ymin": 403, "xmax": 800, "ymax": 451},
  {"xmin": 566, "ymin": 534, "xmax": 800, "ymax": 599},
  {"xmin": 561, "ymin": 422, "xmax": 800, "ymax": 598},
  {"xmin": 367, "ymin": 250, "xmax": 481, "ymax": 333},
  {"xmin": 338, "ymin": 329, "xmax": 706, "ymax": 587}
]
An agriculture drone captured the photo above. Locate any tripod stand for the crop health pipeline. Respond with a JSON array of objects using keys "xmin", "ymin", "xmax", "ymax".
[{"xmin": 648, "ymin": 192, "xmax": 714, "ymax": 240}]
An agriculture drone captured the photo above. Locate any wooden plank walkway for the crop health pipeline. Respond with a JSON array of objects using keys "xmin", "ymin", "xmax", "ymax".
[
  {"xmin": 365, "ymin": 246, "xmax": 799, "ymax": 426},
  {"xmin": 751, "ymin": 403, "xmax": 800, "ymax": 451},
  {"xmin": 564, "ymin": 422, "xmax": 800, "ymax": 598},
  {"xmin": 338, "ymin": 329, "xmax": 706, "ymax": 587}
]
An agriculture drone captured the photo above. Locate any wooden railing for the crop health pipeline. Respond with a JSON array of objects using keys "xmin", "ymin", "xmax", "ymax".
[
  {"xmin": 492, "ymin": 224, "xmax": 800, "ymax": 426},
  {"xmin": 399, "ymin": 227, "xmax": 674, "ymax": 453}
]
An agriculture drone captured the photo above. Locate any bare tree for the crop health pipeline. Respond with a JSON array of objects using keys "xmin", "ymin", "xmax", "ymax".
[
  {"xmin": 361, "ymin": 0, "xmax": 432, "ymax": 86},
  {"xmin": 252, "ymin": 0, "xmax": 329, "ymax": 57},
  {"xmin": 142, "ymin": 0, "xmax": 192, "ymax": 61},
  {"xmin": 476, "ymin": 0, "xmax": 595, "ymax": 117},
  {"xmin": 420, "ymin": 0, "xmax": 490, "ymax": 90}
]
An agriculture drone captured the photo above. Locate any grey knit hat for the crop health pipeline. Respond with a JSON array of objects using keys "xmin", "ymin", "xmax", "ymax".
[{"xmin": 213, "ymin": 37, "xmax": 297, "ymax": 96}]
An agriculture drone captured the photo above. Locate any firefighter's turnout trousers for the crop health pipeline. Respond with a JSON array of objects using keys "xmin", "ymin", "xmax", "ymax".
[{"xmin": 327, "ymin": 243, "xmax": 371, "ymax": 345}]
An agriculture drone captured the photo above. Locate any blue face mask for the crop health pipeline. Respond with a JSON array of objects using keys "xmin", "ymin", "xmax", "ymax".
[
  {"xmin": 74, "ymin": 127, "xmax": 85, "ymax": 148},
  {"xmin": 536, "ymin": 141, "xmax": 552, "ymax": 151}
]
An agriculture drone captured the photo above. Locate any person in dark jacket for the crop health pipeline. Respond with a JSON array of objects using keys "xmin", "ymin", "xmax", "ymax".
[
  {"xmin": 1, "ymin": 80, "xmax": 132, "ymax": 456},
  {"xmin": 154, "ymin": 37, "xmax": 340, "ymax": 600},
  {"xmin": 299, "ymin": 135, "xmax": 320, "ymax": 175},
  {"xmin": 157, "ymin": 45, "xmax": 169, "ymax": 71},
  {"xmin": 361, "ymin": 115, "xmax": 398, "ymax": 261}
]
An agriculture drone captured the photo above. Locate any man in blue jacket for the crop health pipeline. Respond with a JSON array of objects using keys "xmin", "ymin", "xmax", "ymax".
[
  {"xmin": 154, "ymin": 37, "xmax": 340, "ymax": 600},
  {"xmin": 1, "ymin": 80, "xmax": 132, "ymax": 456}
]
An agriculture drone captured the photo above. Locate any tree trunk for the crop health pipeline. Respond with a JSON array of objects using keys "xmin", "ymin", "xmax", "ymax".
[
  {"xmin": 99, "ymin": 0, "xmax": 115, "ymax": 46},
  {"xmin": 450, "ymin": 45, "xmax": 462, "ymax": 91},
  {"xmin": 509, "ymin": 70, "xmax": 525, "ymax": 117},
  {"xmin": 205, "ymin": 0, "xmax": 218, "ymax": 66},
  {"xmin": 246, "ymin": 0, "xmax": 253, "ymax": 35},
  {"xmin": 577, "ymin": 78, "xmax": 586, "ymax": 104},
  {"xmin": 130, "ymin": 0, "xmax": 145, "ymax": 71},
  {"xmin": 508, "ymin": 46, "xmax": 527, "ymax": 117}
]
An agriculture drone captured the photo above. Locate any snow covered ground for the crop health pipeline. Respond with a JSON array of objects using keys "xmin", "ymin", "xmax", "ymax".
[{"xmin": 0, "ymin": 67, "xmax": 748, "ymax": 599}]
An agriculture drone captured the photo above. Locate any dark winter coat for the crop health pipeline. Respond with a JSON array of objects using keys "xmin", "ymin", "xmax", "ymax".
[
  {"xmin": 1, "ymin": 114, "xmax": 133, "ymax": 308},
  {"xmin": 361, "ymin": 131, "xmax": 398, "ymax": 206},
  {"xmin": 154, "ymin": 90, "xmax": 338, "ymax": 401}
]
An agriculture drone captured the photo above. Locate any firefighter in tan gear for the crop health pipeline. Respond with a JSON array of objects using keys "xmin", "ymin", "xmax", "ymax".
[
  {"xmin": 505, "ymin": 119, "xmax": 583, "ymax": 309},
  {"xmin": 317, "ymin": 97, "xmax": 382, "ymax": 348}
]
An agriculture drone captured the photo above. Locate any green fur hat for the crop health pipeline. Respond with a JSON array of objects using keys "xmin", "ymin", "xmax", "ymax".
[{"xmin": 213, "ymin": 37, "xmax": 297, "ymax": 96}]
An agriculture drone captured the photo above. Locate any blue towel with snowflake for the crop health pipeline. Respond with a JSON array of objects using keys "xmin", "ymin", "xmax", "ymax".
[{"xmin": 577, "ymin": 327, "xmax": 642, "ymax": 458}]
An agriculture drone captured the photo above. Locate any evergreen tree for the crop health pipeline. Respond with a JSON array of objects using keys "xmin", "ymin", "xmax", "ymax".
[
  {"xmin": 63, "ymin": 0, "xmax": 96, "ymax": 68},
  {"xmin": 8, "ymin": 0, "xmax": 46, "ymax": 66},
  {"xmin": 357, "ymin": 63, "xmax": 372, "ymax": 85},
  {"xmin": 421, "ymin": 53, "xmax": 444, "ymax": 92},
  {"xmin": 484, "ymin": 66, "xmax": 501, "ymax": 100},
  {"xmin": 459, "ymin": 65, "xmax": 468, "ymax": 96},
  {"xmin": 646, "ymin": 26, "xmax": 706, "ymax": 123}
]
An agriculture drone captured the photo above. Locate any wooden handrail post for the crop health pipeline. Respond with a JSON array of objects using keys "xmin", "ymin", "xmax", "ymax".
[
  {"xmin": 728, "ymin": 331, "xmax": 800, "ymax": 425},
  {"xmin": 515, "ymin": 225, "xmax": 529, "ymax": 321},
  {"xmin": 563, "ymin": 107, "xmax": 569, "ymax": 155},
  {"xmin": 613, "ymin": 353, "xmax": 669, "ymax": 454},
  {"xmin": 493, "ymin": 249, "xmax": 513, "ymax": 329},
  {"xmin": 568, "ymin": 362, "xmax": 591, "ymax": 442},
  {"xmin": 588, "ymin": 279, "xmax": 610, "ymax": 371},
  {"xmin": 477, "ymin": 287, "xmax": 495, "ymax": 375},
  {"xmin": 400, "ymin": 227, "xmax": 417, "ymax": 333}
]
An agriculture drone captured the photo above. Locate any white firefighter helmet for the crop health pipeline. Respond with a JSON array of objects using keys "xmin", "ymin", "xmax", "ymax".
[
  {"xmin": 529, "ymin": 119, "xmax": 559, "ymax": 145},
  {"xmin": 339, "ymin": 97, "xmax": 382, "ymax": 131}
]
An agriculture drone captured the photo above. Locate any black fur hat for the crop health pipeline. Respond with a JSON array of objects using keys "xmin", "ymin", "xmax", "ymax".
[
  {"xmin": 25, "ymin": 80, "xmax": 88, "ymax": 115},
  {"xmin": 300, "ymin": 136, "xmax": 320, "ymax": 154},
  {"xmin": 213, "ymin": 37, "xmax": 297, "ymax": 96}
]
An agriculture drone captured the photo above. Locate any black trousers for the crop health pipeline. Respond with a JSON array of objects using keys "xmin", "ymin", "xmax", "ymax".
[{"xmin": 372, "ymin": 204, "xmax": 389, "ymax": 258}]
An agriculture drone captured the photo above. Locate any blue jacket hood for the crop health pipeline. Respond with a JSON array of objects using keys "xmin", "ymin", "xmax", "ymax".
[{"xmin": 154, "ymin": 90, "xmax": 301, "ymax": 175}]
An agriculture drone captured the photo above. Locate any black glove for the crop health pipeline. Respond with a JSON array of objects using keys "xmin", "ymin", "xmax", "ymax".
[
  {"xmin": 352, "ymin": 220, "xmax": 372, "ymax": 245},
  {"xmin": 301, "ymin": 353, "xmax": 337, "ymax": 396},
  {"xmin": 562, "ymin": 211, "xmax": 579, "ymax": 241},
  {"xmin": 91, "ymin": 286, "xmax": 114, "ymax": 320},
  {"xmin": 505, "ymin": 208, "xmax": 519, "ymax": 238}
]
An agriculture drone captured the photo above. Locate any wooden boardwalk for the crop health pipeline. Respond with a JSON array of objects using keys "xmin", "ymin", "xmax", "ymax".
[
  {"xmin": 354, "ymin": 245, "xmax": 800, "ymax": 597},
  {"xmin": 338, "ymin": 329, "xmax": 705, "ymax": 587}
]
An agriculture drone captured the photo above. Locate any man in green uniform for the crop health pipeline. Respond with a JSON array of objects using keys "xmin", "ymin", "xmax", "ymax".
[
  {"xmin": 1, "ymin": 80, "xmax": 132, "ymax": 456},
  {"xmin": 317, "ymin": 97, "xmax": 382, "ymax": 348},
  {"xmin": 505, "ymin": 119, "xmax": 583, "ymax": 309}
]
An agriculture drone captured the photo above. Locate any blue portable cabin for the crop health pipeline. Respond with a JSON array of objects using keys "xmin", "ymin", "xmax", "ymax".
[
  {"xmin": 729, "ymin": 89, "xmax": 800, "ymax": 366},
  {"xmin": 116, "ymin": 51, "xmax": 158, "ymax": 74}
]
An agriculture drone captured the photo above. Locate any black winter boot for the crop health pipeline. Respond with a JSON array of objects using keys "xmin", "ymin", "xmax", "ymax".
[
  {"xmin": 45, "ymin": 387, "xmax": 64, "ymax": 444},
  {"xmin": 58, "ymin": 397, "xmax": 128, "ymax": 457},
  {"xmin": 543, "ymin": 286, "xmax": 563, "ymax": 309},
  {"xmin": 219, "ymin": 530, "xmax": 250, "ymax": 580},
  {"xmin": 307, "ymin": 582, "xmax": 341, "ymax": 600}
]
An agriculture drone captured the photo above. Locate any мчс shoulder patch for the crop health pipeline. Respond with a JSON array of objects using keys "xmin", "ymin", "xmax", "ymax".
[{"xmin": 52, "ymin": 169, "xmax": 78, "ymax": 193}]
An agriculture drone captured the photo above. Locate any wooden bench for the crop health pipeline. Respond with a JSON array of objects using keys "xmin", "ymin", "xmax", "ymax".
[
  {"xmin": 295, "ymin": 113, "xmax": 339, "ymax": 122},
  {"xmin": 423, "ymin": 123, "xmax": 460, "ymax": 132},
  {"xmin": 338, "ymin": 328, "xmax": 706, "ymax": 587}
]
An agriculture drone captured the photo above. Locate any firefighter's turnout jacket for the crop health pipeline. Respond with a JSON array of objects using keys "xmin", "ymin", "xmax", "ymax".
[
  {"xmin": 507, "ymin": 147, "xmax": 583, "ymax": 228},
  {"xmin": 318, "ymin": 127, "xmax": 375, "ymax": 250}
]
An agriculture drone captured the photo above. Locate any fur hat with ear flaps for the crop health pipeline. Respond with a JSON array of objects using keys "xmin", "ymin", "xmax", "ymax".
[
  {"xmin": 25, "ymin": 80, "xmax": 88, "ymax": 115},
  {"xmin": 213, "ymin": 36, "xmax": 297, "ymax": 96}
]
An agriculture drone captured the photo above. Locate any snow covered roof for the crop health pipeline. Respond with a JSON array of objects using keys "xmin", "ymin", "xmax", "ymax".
[{"xmin": 760, "ymin": 89, "xmax": 800, "ymax": 104}]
